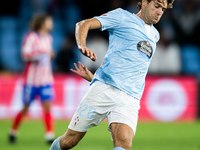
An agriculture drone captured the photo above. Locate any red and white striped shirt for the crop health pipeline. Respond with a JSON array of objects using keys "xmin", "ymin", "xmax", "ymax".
[{"xmin": 22, "ymin": 32, "xmax": 54, "ymax": 86}]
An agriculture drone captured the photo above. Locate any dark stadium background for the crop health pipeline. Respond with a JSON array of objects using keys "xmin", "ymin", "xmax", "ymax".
[
  {"xmin": 0, "ymin": 0, "xmax": 199, "ymax": 120},
  {"xmin": 0, "ymin": 1, "xmax": 200, "ymax": 150}
]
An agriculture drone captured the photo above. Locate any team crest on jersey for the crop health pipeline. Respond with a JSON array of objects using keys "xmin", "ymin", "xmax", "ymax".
[
  {"xmin": 74, "ymin": 116, "xmax": 79, "ymax": 126},
  {"xmin": 137, "ymin": 41, "xmax": 153, "ymax": 58},
  {"xmin": 101, "ymin": 14, "xmax": 107, "ymax": 17}
]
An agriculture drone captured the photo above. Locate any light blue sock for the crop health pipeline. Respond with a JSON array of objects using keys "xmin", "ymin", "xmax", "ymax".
[
  {"xmin": 113, "ymin": 147, "xmax": 126, "ymax": 150},
  {"xmin": 49, "ymin": 137, "xmax": 61, "ymax": 150}
]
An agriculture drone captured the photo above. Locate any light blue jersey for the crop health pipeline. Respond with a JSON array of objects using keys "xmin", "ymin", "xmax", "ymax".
[{"xmin": 91, "ymin": 8, "xmax": 160, "ymax": 100}]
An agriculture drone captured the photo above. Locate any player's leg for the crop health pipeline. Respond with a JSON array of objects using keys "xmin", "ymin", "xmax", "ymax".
[
  {"xmin": 107, "ymin": 91, "xmax": 140, "ymax": 150},
  {"xmin": 42, "ymin": 100, "xmax": 55, "ymax": 143},
  {"xmin": 49, "ymin": 103, "xmax": 89, "ymax": 150},
  {"xmin": 111, "ymin": 123, "xmax": 134, "ymax": 150},
  {"xmin": 61, "ymin": 129, "xmax": 86, "ymax": 149},
  {"xmin": 11, "ymin": 104, "xmax": 29, "ymax": 131},
  {"xmin": 50, "ymin": 129, "xmax": 86, "ymax": 150},
  {"xmin": 9, "ymin": 104, "xmax": 30, "ymax": 143},
  {"xmin": 54, "ymin": 101, "xmax": 102, "ymax": 149},
  {"xmin": 50, "ymin": 81, "xmax": 110, "ymax": 150},
  {"xmin": 40, "ymin": 85, "xmax": 55, "ymax": 143},
  {"xmin": 9, "ymin": 85, "xmax": 35, "ymax": 143}
]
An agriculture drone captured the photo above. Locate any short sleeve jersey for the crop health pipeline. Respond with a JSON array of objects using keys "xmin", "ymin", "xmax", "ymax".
[{"xmin": 91, "ymin": 8, "xmax": 160, "ymax": 100}]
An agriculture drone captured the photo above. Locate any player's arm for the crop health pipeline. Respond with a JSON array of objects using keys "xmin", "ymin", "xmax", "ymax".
[
  {"xmin": 23, "ymin": 45, "xmax": 53, "ymax": 62},
  {"xmin": 49, "ymin": 50, "xmax": 55, "ymax": 60},
  {"xmin": 75, "ymin": 18, "xmax": 102, "ymax": 62},
  {"xmin": 70, "ymin": 61, "xmax": 94, "ymax": 82},
  {"xmin": 22, "ymin": 49, "xmax": 42, "ymax": 62},
  {"xmin": 49, "ymin": 36, "xmax": 55, "ymax": 60}
]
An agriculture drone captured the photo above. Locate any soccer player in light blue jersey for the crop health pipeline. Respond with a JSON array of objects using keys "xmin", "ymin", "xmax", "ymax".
[{"xmin": 50, "ymin": 0, "xmax": 174, "ymax": 150}]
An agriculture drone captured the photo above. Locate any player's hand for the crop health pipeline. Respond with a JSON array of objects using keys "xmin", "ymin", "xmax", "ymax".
[
  {"xmin": 49, "ymin": 50, "xmax": 55, "ymax": 60},
  {"xmin": 70, "ymin": 61, "xmax": 94, "ymax": 82},
  {"xmin": 78, "ymin": 46, "xmax": 97, "ymax": 62}
]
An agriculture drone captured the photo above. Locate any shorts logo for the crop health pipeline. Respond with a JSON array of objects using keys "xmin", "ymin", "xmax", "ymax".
[
  {"xmin": 74, "ymin": 116, "xmax": 79, "ymax": 126},
  {"xmin": 137, "ymin": 41, "xmax": 153, "ymax": 58}
]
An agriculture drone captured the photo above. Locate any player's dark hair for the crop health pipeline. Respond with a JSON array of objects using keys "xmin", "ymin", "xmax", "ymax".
[
  {"xmin": 137, "ymin": 0, "xmax": 174, "ymax": 10},
  {"xmin": 29, "ymin": 13, "xmax": 51, "ymax": 31}
]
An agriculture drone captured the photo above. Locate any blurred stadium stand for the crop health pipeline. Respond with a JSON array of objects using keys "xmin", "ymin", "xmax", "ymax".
[{"xmin": 0, "ymin": 0, "xmax": 200, "ymax": 118}]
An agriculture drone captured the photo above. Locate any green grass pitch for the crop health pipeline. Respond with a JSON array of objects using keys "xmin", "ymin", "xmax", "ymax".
[{"xmin": 0, "ymin": 120, "xmax": 199, "ymax": 150}]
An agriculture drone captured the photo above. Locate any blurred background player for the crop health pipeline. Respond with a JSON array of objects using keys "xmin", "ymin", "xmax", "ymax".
[{"xmin": 9, "ymin": 13, "xmax": 55, "ymax": 144}]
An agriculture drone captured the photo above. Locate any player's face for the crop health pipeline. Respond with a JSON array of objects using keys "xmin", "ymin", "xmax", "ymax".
[
  {"xmin": 42, "ymin": 17, "xmax": 53, "ymax": 32},
  {"xmin": 143, "ymin": 0, "xmax": 167, "ymax": 24}
]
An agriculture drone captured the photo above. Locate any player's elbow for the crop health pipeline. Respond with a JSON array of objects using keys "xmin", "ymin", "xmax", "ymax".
[
  {"xmin": 76, "ymin": 19, "xmax": 92, "ymax": 31},
  {"xmin": 75, "ymin": 22, "xmax": 80, "ymax": 29},
  {"xmin": 76, "ymin": 20, "xmax": 85, "ymax": 30}
]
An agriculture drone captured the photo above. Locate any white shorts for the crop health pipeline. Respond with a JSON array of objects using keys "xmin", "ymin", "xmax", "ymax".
[{"xmin": 68, "ymin": 81, "xmax": 140, "ymax": 134}]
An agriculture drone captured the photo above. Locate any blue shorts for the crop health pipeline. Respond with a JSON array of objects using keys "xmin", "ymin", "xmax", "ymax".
[{"xmin": 23, "ymin": 85, "xmax": 54, "ymax": 105}]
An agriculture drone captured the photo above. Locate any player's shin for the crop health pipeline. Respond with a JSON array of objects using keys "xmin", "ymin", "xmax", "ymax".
[
  {"xmin": 44, "ymin": 112, "xmax": 54, "ymax": 132},
  {"xmin": 11, "ymin": 111, "xmax": 23, "ymax": 131},
  {"xmin": 44, "ymin": 111, "xmax": 55, "ymax": 143}
]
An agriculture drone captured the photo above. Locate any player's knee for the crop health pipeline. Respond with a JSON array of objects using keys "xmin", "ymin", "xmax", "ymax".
[
  {"xmin": 21, "ymin": 107, "xmax": 29, "ymax": 114},
  {"xmin": 44, "ymin": 107, "xmax": 51, "ymax": 113},
  {"xmin": 42, "ymin": 101, "xmax": 51, "ymax": 112}
]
